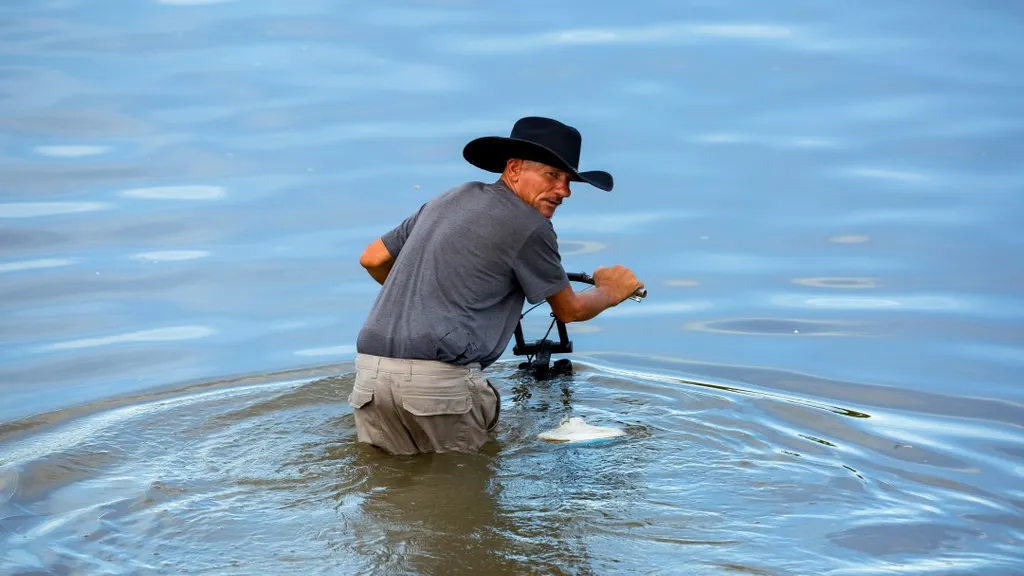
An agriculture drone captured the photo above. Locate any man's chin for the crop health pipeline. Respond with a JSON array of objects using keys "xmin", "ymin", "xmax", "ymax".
[{"xmin": 533, "ymin": 204, "xmax": 555, "ymax": 218}]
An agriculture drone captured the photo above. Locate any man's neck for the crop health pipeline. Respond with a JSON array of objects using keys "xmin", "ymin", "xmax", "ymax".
[{"xmin": 497, "ymin": 175, "xmax": 527, "ymax": 204}]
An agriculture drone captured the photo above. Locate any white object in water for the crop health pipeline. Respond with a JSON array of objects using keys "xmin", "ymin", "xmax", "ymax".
[{"xmin": 537, "ymin": 416, "xmax": 626, "ymax": 444}]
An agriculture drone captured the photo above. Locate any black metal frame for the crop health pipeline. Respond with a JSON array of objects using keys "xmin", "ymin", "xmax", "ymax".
[{"xmin": 511, "ymin": 272, "xmax": 595, "ymax": 379}]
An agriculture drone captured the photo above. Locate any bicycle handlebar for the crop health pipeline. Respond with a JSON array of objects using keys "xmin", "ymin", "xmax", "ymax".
[{"xmin": 566, "ymin": 272, "xmax": 647, "ymax": 303}]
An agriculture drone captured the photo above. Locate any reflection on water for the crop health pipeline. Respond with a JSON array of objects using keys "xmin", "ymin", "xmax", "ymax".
[
  {"xmin": 791, "ymin": 276, "xmax": 881, "ymax": 289},
  {"xmin": 558, "ymin": 239, "xmax": 607, "ymax": 256},
  {"xmin": 0, "ymin": 202, "xmax": 110, "ymax": 218},
  {"xmin": 440, "ymin": 22, "xmax": 798, "ymax": 54},
  {"xmin": 687, "ymin": 317, "xmax": 867, "ymax": 338},
  {"xmin": 294, "ymin": 344, "xmax": 356, "ymax": 358},
  {"xmin": 32, "ymin": 145, "xmax": 112, "ymax": 159},
  {"xmin": 829, "ymin": 235, "xmax": 871, "ymax": 244},
  {"xmin": 665, "ymin": 279, "xmax": 701, "ymax": 287},
  {"xmin": 691, "ymin": 131, "xmax": 840, "ymax": 149},
  {"xmin": 40, "ymin": 325, "xmax": 216, "ymax": 351},
  {"xmin": 131, "ymin": 250, "xmax": 210, "ymax": 262},
  {"xmin": 0, "ymin": 258, "xmax": 77, "ymax": 274},
  {"xmin": 119, "ymin": 185, "xmax": 226, "ymax": 201},
  {"xmin": 2, "ymin": 0, "xmax": 1023, "ymax": 573},
  {"xmin": 842, "ymin": 166, "xmax": 931, "ymax": 183}
]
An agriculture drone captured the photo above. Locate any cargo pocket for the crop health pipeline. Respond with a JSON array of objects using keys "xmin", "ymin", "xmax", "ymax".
[
  {"xmin": 347, "ymin": 387, "xmax": 374, "ymax": 409},
  {"xmin": 399, "ymin": 379, "xmax": 474, "ymax": 452},
  {"xmin": 347, "ymin": 383, "xmax": 380, "ymax": 447}
]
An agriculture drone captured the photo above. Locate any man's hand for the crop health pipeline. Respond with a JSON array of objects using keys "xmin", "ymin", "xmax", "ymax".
[
  {"xmin": 593, "ymin": 265, "xmax": 643, "ymax": 304},
  {"xmin": 547, "ymin": 264, "xmax": 643, "ymax": 323}
]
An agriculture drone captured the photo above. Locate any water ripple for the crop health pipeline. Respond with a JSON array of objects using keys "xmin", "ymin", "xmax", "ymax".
[
  {"xmin": 131, "ymin": 250, "xmax": 210, "ymax": 262},
  {"xmin": 0, "ymin": 258, "xmax": 76, "ymax": 274},
  {"xmin": 440, "ymin": 22, "xmax": 798, "ymax": 54},
  {"xmin": 119, "ymin": 185, "xmax": 225, "ymax": 201},
  {"xmin": 32, "ymin": 144, "xmax": 111, "ymax": 157},
  {"xmin": 0, "ymin": 202, "xmax": 110, "ymax": 218},
  {"xmin": 40, "ymin": 325, "xmax": 215, "ymax": 351},
  {"xmin": 6, "ymin": 359, "xmax": 1019, "ymax": 573}
]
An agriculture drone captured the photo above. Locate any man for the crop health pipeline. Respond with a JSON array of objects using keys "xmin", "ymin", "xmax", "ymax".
[{"xmin": 350, "ymin": 116, "xmax": 643, "ymax": 455}]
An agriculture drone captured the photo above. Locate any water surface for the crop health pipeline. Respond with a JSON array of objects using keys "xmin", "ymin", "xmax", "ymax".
[{"xmin": 2, "ymin": 0, "xmax": 1023, "ymax": 573}]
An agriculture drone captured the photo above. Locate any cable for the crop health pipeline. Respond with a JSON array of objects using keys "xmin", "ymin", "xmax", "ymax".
[
  {"xmin": 519, "ymin": 285, "xmax": 594, "ymax": 319},
  {"xmin": 516, "ymin": 279, "xmax": 595, "ymax": 371}
]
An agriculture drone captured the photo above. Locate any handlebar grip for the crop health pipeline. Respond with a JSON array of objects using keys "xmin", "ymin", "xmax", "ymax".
[{"xmin": 567, "ymin": 271, "xmax": 646, "ymax": 302}]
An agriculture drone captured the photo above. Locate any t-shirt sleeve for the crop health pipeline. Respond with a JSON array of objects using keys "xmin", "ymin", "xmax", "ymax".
[
  {"xmin": 380, "ymin": 202, "xmax": 427, "ymax": 259},
  {"xmin": 513, "ymin": 221, "xmax": 570, "ymax": 305}
]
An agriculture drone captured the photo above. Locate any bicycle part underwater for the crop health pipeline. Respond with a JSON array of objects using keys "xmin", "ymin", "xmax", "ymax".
[{"xmin": 537, "ymin": 416, "xmax": 628, "ymax": 444}]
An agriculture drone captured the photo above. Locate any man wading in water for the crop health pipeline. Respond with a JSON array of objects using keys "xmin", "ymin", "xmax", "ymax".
[{"xmin": 351, "ymin": 116, "xmax": 643, "ymax": 455}]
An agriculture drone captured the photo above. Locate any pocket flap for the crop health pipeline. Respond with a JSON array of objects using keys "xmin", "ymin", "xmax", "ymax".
[
  {"xmin": 347, "ymin": 388, "xmax": 374, "ymax": 409},
  {"xmin": 402, "ymin": 394, "xmax": 472, "ymax": 417}
]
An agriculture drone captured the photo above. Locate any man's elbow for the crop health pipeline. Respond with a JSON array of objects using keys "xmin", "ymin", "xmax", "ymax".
[
  {"xmin": 359, "ymin": 251, "xmax": 378, "ymax": 269},
  {"xmin": 552, "ymin": 308, "xmax": 578, "ymax": 324},
  {"xmin": 549, "ymin": 296, "xmax": 582, "ymax": 323},
  {"xmin": 359, "ymin": 239, "xmax": 392, "ymax": 269}
]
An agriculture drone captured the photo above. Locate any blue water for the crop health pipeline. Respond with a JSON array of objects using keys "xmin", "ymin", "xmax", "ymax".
[{"xmin": 2, "ymin": 1, "xmax": 1023, "ymax": 574}]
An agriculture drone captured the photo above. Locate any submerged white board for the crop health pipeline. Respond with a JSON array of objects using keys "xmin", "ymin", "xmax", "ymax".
[{"xmin": 537, "ymin": 416, "xmax": 626, "ymax": 444}]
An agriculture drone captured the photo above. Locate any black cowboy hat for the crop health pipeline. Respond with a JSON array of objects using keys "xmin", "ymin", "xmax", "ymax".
[{"xmin": 463, "ymin": 116, "xmax": 613, "ymax": 192}]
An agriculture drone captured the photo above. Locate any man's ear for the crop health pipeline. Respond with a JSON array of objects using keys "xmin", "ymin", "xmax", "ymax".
[{"xmin": 504, "ymin": 158, "xmax": 523, "ymax": 182}]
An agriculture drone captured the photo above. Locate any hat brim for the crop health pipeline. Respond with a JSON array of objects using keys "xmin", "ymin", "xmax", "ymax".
[{"xmin": 463, "ymin": 136, "xmax": 613, "ymax": 192}]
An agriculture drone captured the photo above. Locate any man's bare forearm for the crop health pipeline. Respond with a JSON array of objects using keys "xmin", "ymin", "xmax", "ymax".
[
  {"xmin": 366, "ymin": 261, "xmax": 394, "ymax": 285},
  {"xmin": 567, "ymin": 287, "xmax": 620, "ymax": 322}
]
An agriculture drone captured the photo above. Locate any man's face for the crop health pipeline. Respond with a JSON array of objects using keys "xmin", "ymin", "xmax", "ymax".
[{"xmin": 508, "ymin": 159, "xmax": 572, "ymax": 218}]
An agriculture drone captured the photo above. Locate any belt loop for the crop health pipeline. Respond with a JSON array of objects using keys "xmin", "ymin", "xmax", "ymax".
[
  {"xmin": 404, "ymin": 361, "xmax": 413, "ymax": 382},
  {"xmin": 371, "ymin": 356, "xmax": 379, "ymax": 379}
]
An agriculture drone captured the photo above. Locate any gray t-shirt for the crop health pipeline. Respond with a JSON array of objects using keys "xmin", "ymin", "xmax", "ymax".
[{"xmin": 355, "ymin": 179, "xmax": 570, "ymax": 369}]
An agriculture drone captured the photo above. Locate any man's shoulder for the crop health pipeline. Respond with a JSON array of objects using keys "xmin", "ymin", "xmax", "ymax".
[
  {"xmin": 438, "ymin": 180, "xmax": 487, "ymax": 198},
  {"xmin": 427, "ymin": 179, "xmax": 549, "ymax": 237}
]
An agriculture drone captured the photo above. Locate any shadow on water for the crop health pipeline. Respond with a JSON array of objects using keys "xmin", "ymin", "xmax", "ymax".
[{"xmin": 328, "ymin": 448, "xmax": 599, "ymax": 575}]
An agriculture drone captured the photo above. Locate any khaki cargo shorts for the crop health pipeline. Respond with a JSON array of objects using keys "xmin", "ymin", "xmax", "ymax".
[{"xmin": 347, "ymin": 353, "xmax": 501, "ymax": 455}]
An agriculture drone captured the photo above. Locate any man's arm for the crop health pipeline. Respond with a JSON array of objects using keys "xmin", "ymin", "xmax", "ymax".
[
  {"xmin": 359, "ymin": 238, "xmax": 394, "ymax": 285},
  {"xmin": 512, "ymin": 220, "xmax": 643, "ymax": 322},
  {"xmin": 546, "ymin": 284, "xmax": 617, "ymax": 323},
  {"xmin": 360, "ymin": 200, "xmax": 429, "ymax": 285},
  {"xmin": 546, "ymin": 265, "xmax": 642, "ymax": 323}
]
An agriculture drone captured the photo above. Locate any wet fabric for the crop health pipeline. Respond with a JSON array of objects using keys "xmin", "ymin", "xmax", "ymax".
[{"xmin": 348, "ymin": 353, "xmax": 501, "ymax": 455}]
